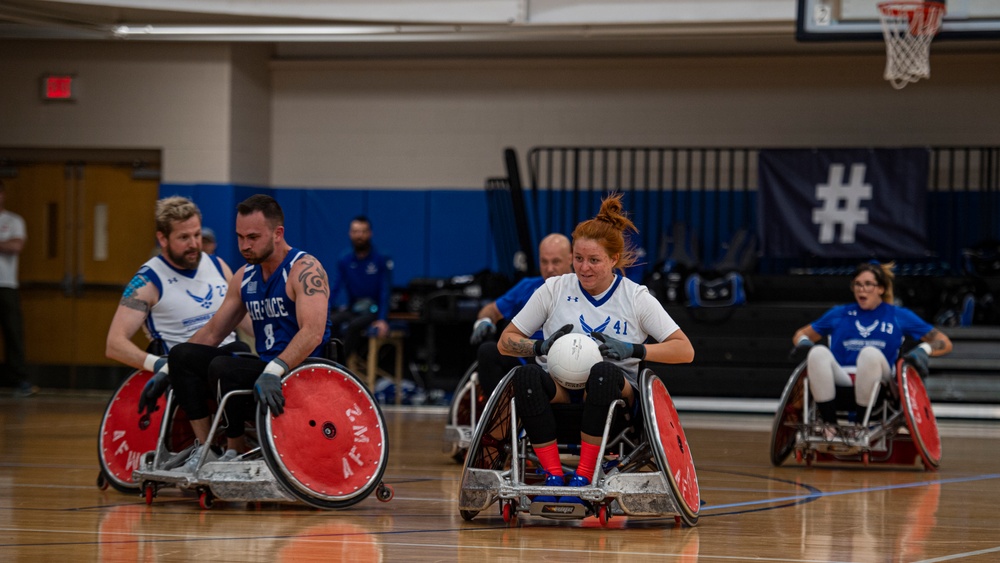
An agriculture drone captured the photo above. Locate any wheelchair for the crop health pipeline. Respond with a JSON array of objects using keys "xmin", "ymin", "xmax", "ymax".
[
  {"xmin": 770, "ymin": 357, "xmax": 941, "ymax": 471},
  {"xmin": 97, "ymin": 368, "xmax": 195, "ymax": 493},
  {"xmin": 101, "ymin": 357, "xmax": 393, "ymax": 509},
  {"xmin": 458, "ymin": 367, "xmax": 700, "ymax": 527},
  {"xmin": 442, "ymin": 361, "xmax": 487, "ymax": 464}
]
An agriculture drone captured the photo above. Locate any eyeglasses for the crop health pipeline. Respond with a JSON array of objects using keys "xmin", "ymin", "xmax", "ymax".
[{"xmin": 852, "ymin": 281, "xmax": 879, "ymax": 290}]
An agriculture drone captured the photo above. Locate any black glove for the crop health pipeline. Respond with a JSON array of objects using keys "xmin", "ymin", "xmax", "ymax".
[
  {"xmin": 904, "ymin": 345, "xmax": 930, "ymax": 378},
  {"xmin": 469, "ymin": 318, "xmax": 496, "ymax": 345},
  {"xmin": 788, "ymin": 339, "xmax": 814, "ymax": 363},
  {"xmin": 137, "ymin": 359, "xmax": 170, "ymax": 416},
  {"xmin": 533, "ymin": 324, "xmax": 573, "ymax": 356},
  {"xmin": 592, "ymin": 331, "xmax": 646, "ymax": 361},
  {"xmin": 254, "ymin": 373, "xmax": 285, "ymax": 416}
]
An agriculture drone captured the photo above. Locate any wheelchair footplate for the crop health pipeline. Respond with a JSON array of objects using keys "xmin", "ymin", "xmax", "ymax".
[{"xmin": 441, "ymin": 425, "xmax": 474, "ymax": 453}]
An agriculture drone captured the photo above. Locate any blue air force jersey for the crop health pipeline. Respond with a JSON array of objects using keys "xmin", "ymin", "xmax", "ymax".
[
  {"xmin": 139, "ymin": 253, "xmax": 235, "ymax": 351},
  {"xmin": 332, "ymin": 246, "xmax": 393, "ymax": 321},
  {"xmin": 511, "ymin": 273, "xmax": 681, "ymax": 384},
  {"xmin": 241, "ymin": 248, "xmax": 330, "ymax": 362},
  {"xmin": 810, "ymin": 302, "xmax": 934, "ymax": 369}
]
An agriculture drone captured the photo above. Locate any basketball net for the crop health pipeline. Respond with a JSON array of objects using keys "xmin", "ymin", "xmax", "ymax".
[{"xmin": 877, "ymin": 1, "xmax": 945, "ymax": 89}]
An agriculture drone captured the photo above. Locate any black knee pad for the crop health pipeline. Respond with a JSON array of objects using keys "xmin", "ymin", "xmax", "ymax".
[
  {"xmin": 585, "ymin": 362, "xmax": 624, "ymax": 407},
  {"xmin": 513, "ymin": 364, "xmax": 556, "ymax": 418},
  {"xmin": 582, "ymin": 362, "xmax": 625, "ymax": 437}
]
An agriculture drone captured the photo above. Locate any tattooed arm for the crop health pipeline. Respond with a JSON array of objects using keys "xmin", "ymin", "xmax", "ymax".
[
  {"xmin": 920, "ymin": 328, "xmax": 954, "ymax": 356},
  {"xmin": 106, "ymin": 273, "xmax": 161, "ymax": 370},
  {"xmin": 498, "ymin": 323, "xmax": 539, "ymax": 358},
  {"xmin": 276, "ymin": 254, "xmax": 331, "ymax": 370}
]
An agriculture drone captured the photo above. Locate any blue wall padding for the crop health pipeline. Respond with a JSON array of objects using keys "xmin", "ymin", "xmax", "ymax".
[
  {"xmin": 159, "ymin": 185, "xmax": 494, "ymax": 289},
  {"xmin": 158, "ymin": 185, "xmax": 1000, "ymax": 286}
]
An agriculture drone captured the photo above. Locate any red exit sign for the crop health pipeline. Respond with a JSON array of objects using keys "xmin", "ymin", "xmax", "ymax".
[{"xmin": 42, "ymin": 74, "xmax": 75, "ymax": 100}]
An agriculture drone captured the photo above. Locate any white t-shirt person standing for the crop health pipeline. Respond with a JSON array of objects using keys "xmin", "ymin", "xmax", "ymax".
[{"xmin": 0, "ymin": 180, "xmax": 33, "ymax": 397}]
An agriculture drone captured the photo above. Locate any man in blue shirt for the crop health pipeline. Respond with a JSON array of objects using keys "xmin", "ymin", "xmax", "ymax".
[
  {"xmin": 330, "ymin": 216, "xmax": 393, "ymax": 362},
  {"xmin": 469, "ymin": 233, "xmax": 572, "ymax": 394}
]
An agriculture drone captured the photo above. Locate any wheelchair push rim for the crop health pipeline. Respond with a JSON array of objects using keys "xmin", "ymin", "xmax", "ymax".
[
  {"xmin": 897, "ymin": 360, "xmax": 941, "ymax": 469},
  {"xmin": 98, "ymin": 370, "xmax": 169, "ymax": 493},
  {"xmin": 770, "ymin": 363, "xmax": 807, "ymax": 467},
  {"xmin": 641, "ymin": 369, "xmax": 700, "ymax": 526},
  {"xmin": 258, "ymin": 360, "xmax": 389, "ymax": 509},
  {"xmin": 463, "ymin": 370, "xmax": 517, "ymax": 473}
]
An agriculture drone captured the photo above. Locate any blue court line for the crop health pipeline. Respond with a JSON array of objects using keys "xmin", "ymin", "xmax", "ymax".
[{"xmin": 701, "ymin": 472, "xmax": 1000, "ymax": 513}]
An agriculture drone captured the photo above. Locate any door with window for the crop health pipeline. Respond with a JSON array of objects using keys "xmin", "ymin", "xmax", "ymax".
[{"xmin": 4, "ymin": 162, "xmax": 158, "ymax": 375}]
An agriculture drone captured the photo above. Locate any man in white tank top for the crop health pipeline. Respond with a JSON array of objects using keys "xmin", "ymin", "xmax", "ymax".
[{"xmin": 105, "ymin": 197, "xmax": 246, "ymax": 374}]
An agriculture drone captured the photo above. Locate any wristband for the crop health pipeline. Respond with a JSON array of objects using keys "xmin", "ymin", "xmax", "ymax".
[
  {"xmin": 533, "ymin": 340, "xmax": 543, "ymax": 356},
  {"xmin": 143, "ymin": 354, "xmax": 160, "ymax": 372},
  {"xmin": 264, "ymin": 358, "xmax": 289, "ymax": 377},
  {"xmin": 797, "ymin": 336, "xmax": 812, "ymax": 346},
  {"xmin": 631, "ymin": 343, "xmax": 647, "ymax": 360},
  {"xmin": 918, "ymin": 342, "xmax": 933, "ymax": 355},
  {"xmin": 473, "ymin": 318, "xmax": 493, "ymax": 329}
]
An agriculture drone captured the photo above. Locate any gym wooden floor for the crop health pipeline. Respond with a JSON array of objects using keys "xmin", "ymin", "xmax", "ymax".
[{"xmin": 2, "ymin": 392, "xmax": 1000, "ymax": 562}]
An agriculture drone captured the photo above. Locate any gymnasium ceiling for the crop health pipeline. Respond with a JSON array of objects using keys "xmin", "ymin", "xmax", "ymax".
[{"xmin": 0, "ymin": 0, "xmax": 993, "ymax": 58}]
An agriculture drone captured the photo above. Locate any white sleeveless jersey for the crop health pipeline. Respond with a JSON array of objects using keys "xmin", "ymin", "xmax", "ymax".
[
  {"xmin": 139, "ymin": 254, "xmax": 235, "ymax": 351},
  {"xmin": 511, "ymin": 273, "xmax": 681, "ymax": 384}
]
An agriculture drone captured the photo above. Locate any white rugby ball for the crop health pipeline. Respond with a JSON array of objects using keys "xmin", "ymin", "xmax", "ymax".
[{"xmin": 546, "ymin": 333, "xmax": 602, "ymax": 390}]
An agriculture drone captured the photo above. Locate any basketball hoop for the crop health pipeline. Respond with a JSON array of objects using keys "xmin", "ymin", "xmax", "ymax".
[{"xmin": 877, "ymin": 1, "xmax": 945, "ymax": 89}]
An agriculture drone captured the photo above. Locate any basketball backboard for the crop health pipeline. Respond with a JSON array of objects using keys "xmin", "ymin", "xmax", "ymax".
[{"xmin": 797, "ymin": 0, "xmax": 1000, "ymax": 41}]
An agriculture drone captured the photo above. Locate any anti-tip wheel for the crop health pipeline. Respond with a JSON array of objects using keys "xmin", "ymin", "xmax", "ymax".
[{"xmin": 376, "ymin": 483, "xmax": 394, "ymax": 502}]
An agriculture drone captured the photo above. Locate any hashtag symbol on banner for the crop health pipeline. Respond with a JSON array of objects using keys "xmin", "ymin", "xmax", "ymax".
[{"xmin": 812, "ymin": 163, "xmax": 871, "ymax": 244}]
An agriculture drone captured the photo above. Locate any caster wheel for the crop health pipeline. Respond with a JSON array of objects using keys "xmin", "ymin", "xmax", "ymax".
[
  {"xmin": 597, "ymin": 505, "xmax": 610, "ymax": 526},
  {"xmin": 795, "ymin": 449, "xmax": 803, "ymax": 464},
  {"xmin": 199, "ymin": 490, "xmax": 215, "ymax": 510},
  {"xmin": 502, "ymin": 501, "xmax": 516, "ymax": 526},
  {"xmin": 862, "ymin": 452, "xmax": 870, "ymax": 466},
  {"xmin": 97, "ymin": 473, "xmax": 109, "ymax": 491},
  {"xmin": 376, "ymin": 483, "xmax": 394, "ymax": 502},
  {"xmin": 143, "ymin": 483, "xmax": 155, "ymax": 506},
  {"xmin": 460, "ymin": 509, "xmax": 479, "ymax": 521}
]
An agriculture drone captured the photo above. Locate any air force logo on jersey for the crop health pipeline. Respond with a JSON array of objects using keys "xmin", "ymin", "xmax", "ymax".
[
  {"xmin": 855, "ymin": 319, "xmax": 879, "ymax": 338},
  {"xmin": 580, "ymin": 315, "xmax": 611, "ymax": 335},
  {"xmin": 186, "ymin": 284, "xmax": 214, "ymax": 309}
]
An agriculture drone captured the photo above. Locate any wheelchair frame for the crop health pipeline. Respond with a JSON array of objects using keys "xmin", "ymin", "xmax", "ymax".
[
  {"xmin": 770, "ymin": 357, "xmax": 941, "ymax": 471},
  {"xmin": 117, "ymin": 358, "xmax": 393, "ymax": 509},
  {"xmin": 442, "ymin": 361, "xmax": 485, "ymax": 464},
  {"xmin": 458, "ymin": 368, "xmax": 700, "ymax": 527}
]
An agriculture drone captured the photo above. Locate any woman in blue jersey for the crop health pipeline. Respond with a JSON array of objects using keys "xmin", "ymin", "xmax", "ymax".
[
  {"xmin": 791, "ymin": 261, "xmax": 952, "ymax": 430},
  {"xmin": 497, "ymin": 193, "xmax": 694, "ymax": 502}
]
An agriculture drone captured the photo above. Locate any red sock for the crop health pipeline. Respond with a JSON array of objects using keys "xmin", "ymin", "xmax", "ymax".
[
  {"xmin": 533, "ymin": 444, "xmax": 563, "ymax": 477},
  {"xmin": 575, "ymin": 442, "xmax": 602, "ymax": 482}
]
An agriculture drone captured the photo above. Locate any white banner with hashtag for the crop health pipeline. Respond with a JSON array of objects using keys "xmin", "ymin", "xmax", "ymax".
[{"xmin": 758, "ymin": 148, "xmax": 929, "ymax": 259}]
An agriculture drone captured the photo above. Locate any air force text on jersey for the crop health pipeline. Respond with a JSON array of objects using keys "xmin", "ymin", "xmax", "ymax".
[{"xmin": 246, "ymin": 295, "xmax": 289, "ymax": 321}]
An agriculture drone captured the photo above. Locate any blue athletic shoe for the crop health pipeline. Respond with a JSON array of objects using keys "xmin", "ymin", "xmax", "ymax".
[
  {"xmin": 558, "ymin": 474, "xmax": 590, "ymax": 504},
  {"xmin": 533, "ymin": 473, "xmax": 565, "ymax": 503}
]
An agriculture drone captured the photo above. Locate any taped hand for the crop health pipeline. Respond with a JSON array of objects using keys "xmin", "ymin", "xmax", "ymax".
[
  {"xmin": 469, "ymin": 318, "xmax": 496, "ymax": 345},
  {"xmin": 904, "ymin": 345, "xmax": 931, "ymax": 379},
  {"xmin": 788, "ymin": 338, "xmax": 814, "ymax": 363},
  {"xmin": 254, "ymin": 373, "xmax": 285, "ymax": 416},
  {"xmin": 137, "ymin": 358, "xmax": 170, "ymax": 416}
]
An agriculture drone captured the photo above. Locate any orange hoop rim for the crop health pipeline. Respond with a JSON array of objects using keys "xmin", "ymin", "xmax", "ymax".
[{"xmin": 877, "ymin": 1, "xmax": 945, "ymax": 19}]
